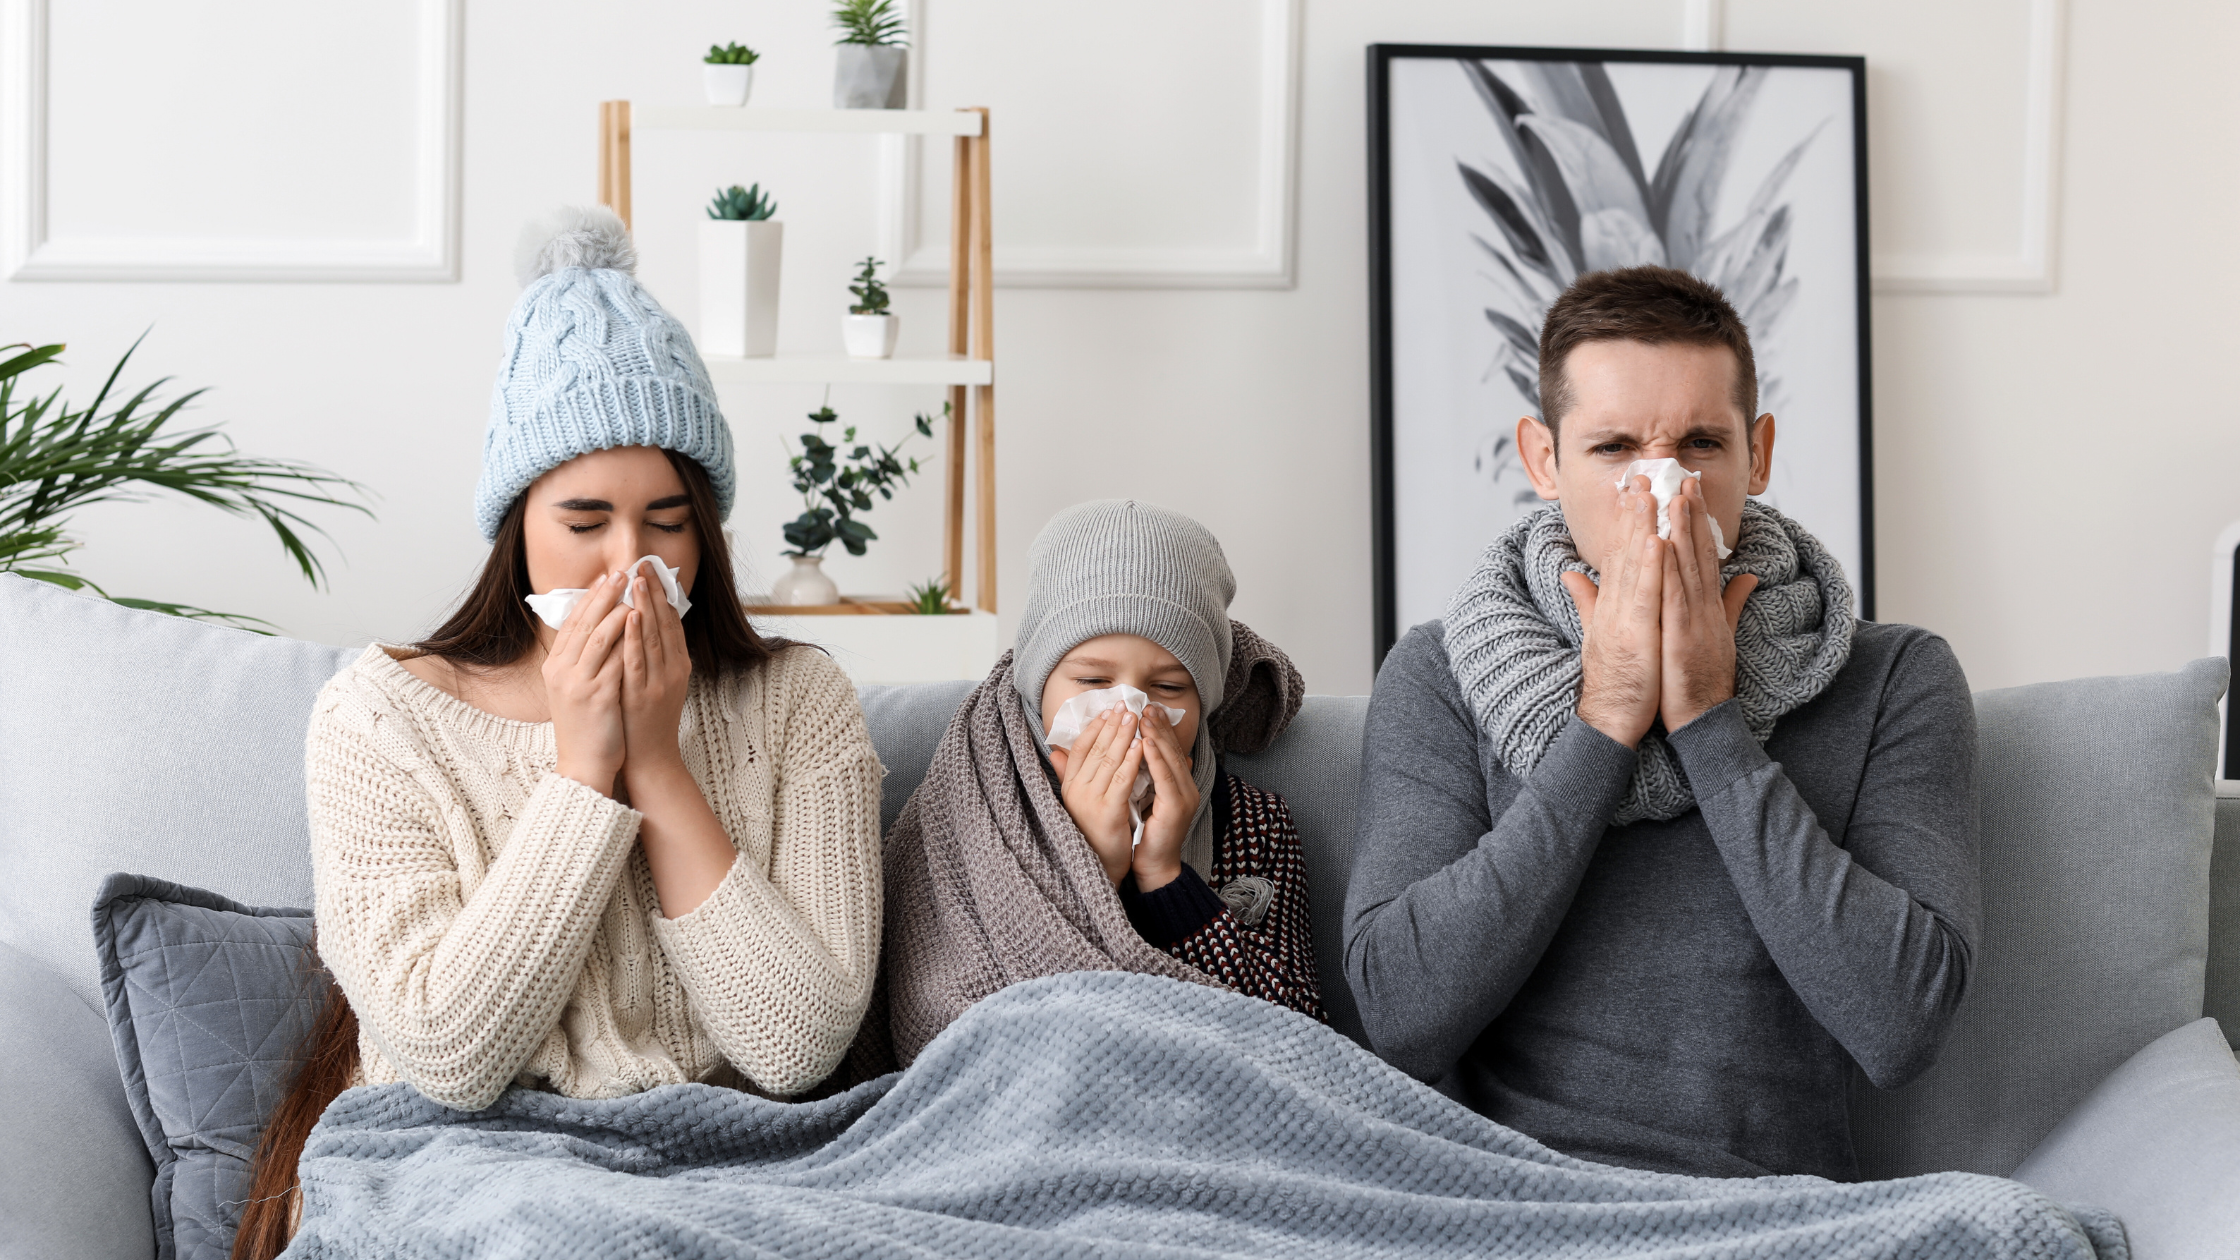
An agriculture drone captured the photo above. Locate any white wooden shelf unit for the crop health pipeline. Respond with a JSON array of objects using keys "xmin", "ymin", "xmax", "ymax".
[{"xmin": 597, "ymin": 101, "xmax": 1000, "ymax": 613}]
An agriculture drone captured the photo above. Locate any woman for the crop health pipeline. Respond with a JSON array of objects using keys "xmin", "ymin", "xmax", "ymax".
[
  {"xmin": 872, "ymin": 499, "xmax": 1321, "ymax": 1070},
  {"xmin": 235, "ymin": 208, "xmax": 883, "ymax": 1258}
]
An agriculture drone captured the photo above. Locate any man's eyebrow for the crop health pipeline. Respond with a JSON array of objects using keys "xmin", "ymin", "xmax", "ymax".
[{"xmin": 1061, "ymin": 656, "xmax": 1119, "ymax": 670}]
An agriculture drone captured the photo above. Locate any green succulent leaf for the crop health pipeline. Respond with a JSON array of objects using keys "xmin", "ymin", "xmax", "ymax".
[{"xmin": 704, "ymin": 42, "xmax": 760, "ymax": 64}]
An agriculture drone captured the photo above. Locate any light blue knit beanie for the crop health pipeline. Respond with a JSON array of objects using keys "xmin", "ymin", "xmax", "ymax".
[{"xmin": 475, "ymin": 206, "xmax": 735, "ymax": 541}]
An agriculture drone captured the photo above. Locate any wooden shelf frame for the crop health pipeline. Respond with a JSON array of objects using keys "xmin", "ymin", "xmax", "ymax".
[{"xmin": 597, "ymin": 102, "xmax": 999, "ymax": 614}]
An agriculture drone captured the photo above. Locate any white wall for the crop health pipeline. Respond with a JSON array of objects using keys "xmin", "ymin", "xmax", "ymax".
[{"xmin": 4, "ymin": 0, "xmax": 2235, "ymax": 696}]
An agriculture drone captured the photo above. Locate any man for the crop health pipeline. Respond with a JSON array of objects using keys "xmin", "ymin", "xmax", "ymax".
[{"xmin": 1345, "ymin": 266, "xmax": 1977, "ymax": 1181}]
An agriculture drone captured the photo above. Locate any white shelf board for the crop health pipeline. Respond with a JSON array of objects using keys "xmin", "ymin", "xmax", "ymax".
[
  {"xmin": 748, "ymin": 609, "xmax": 1001, "ymax": 685},
  {"xmin": 702, "ymin": 354, "xmax": 991, "ymax": 386},
  {"xmin": 635, "ymin": 106, "xmax": 982, "ymax": 136}
]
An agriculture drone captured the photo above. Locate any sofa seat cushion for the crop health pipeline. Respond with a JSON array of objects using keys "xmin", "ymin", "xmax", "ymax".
[{"xmin": 93, "ymin": 872, "xmax": 326, "ymax": 1260}]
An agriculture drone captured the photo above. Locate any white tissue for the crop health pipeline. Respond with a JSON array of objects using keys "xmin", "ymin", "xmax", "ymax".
[
  {"xmin": 1616, "ymin": 458, "xmax": 1732, "ymax": 560},
  {"xmin": 524, "ymin": 555, "xmax": 694, "ymax": 630},
  {"xmin": 1045, "ymin": 684, "xmax": 1184, "ymax": 849}
]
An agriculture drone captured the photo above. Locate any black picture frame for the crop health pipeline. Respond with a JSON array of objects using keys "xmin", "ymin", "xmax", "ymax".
[{"xmin": 1367, "ymin": 43, "xmax": 1875, "ymax": 668}]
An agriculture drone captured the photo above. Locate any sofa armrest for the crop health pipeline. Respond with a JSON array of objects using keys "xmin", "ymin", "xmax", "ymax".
[{"xmin": 0, "ymin": 940, "xmax": 154, "ymax": 1260}]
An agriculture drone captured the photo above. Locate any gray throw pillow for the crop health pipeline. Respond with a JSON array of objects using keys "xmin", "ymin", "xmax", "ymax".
[
  {"xmin": 1850, "ymin": 658, "xmax": 2228, "ymax": 1178},
  {"xmin": 91, "ymin": 871, "xmax": 325, "ymax": 1260},
  {"xmin": 2011, "ymin": 1017, "xmax": 2240, "ymax": 1260}
]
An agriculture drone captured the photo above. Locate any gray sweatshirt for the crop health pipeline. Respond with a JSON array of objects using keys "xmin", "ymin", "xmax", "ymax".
[{"xmin": 1344, "ymin": 620, "xmax": 1979, "ymax": 1181}]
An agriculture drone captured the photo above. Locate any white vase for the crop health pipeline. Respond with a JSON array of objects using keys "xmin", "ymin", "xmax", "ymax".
[
  {"xmin": 841, "ymin": 313, "xmax": 898, "ymax": 359},
  {"xmin": 698, "ymin": 219, "xmax": 783, "ymax": 358},
  {"xmin": 703, "ymin": 63, "xmax": 754, "ymax": 106},
  {"xmin": 770, "ymin": 554, "xmax": 840, "ymax": 606},
  {"xmin": 833, "ymin": 44, "xmax": 906, "ymax": 109}
]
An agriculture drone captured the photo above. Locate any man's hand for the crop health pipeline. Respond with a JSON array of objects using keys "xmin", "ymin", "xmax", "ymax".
[
  {"xmin": 1562, "ymin": 480, "xmax": 1664, "ymax": 748},
  {"xmin": 1658, "ymin": 477, "xmax": 1757, "ymax": 732}
]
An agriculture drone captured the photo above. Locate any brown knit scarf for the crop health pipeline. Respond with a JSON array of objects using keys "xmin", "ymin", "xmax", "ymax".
[{"xmin": 854, "ymin": 621, "xmax": 1303, "ymax": 1073}]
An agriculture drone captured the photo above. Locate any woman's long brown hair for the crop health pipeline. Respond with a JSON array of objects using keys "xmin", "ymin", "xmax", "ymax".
[{"xmin": 232, "ymin": 451, "xmax": 781, "ymax": 1259}]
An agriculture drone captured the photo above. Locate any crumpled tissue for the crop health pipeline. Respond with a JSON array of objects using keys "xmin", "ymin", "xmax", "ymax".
[
  {"xmin": 1046, "ymin": 684, "xmax": 1185, "ymax": 849},
  {"xmin": 524, "ymin": 554, "xmax": 694, "ymax": 630},
  {"xmin": 1616, "ymin": 458, "xmax": 1732, "ymax": 559}
]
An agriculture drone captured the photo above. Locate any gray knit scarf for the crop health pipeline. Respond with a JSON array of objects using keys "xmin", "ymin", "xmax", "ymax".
[{"xmin": 1442, "ymin": 500, "xmax": 1855, "ymax": 825}]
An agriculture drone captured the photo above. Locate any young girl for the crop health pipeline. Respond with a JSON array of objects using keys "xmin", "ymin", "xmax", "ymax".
[
  {"xmin": 874, "ymin": 499, "xmax": 1322, "ymax": 1068},
  {"xmin": 235, "ymin": 208, "xmax": 883, "ymax": 1257}
]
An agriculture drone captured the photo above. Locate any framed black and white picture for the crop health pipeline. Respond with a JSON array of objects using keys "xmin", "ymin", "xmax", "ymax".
[{"xmin": 1368, "ymin": 44, "xmax": 1873, "ymax": 664}]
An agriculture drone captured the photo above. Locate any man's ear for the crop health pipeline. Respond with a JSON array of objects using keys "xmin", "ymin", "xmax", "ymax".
[
  {"xmin": 1518, "ymin": 415, "xmax": 1562, "ymax": 501},
  {"xmin": 1747, "ymin": 413, "xmax": 1775, "ymax": 495}
]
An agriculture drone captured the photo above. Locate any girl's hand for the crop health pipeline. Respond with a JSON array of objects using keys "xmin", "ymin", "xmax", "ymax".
[
  {"xmin": 1130, "ymin": 710, "xmax": 1199, "ymax": 892},
  {"xmin": 619, "ymin": 571, "xmax": 694, "ymax": 791},
  {"xmin": 545, "ymin": 572, "xmax": 632, "ymax": 793},
  {"xmin": 1054, "ymin": 708, "xmax": 1142, "ymax": 886}
]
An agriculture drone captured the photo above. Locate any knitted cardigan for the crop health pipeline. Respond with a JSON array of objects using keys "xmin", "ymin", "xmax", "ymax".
[{"xmin": 306, "ymin": 643, "xmax": 884, "ymax": 1109}]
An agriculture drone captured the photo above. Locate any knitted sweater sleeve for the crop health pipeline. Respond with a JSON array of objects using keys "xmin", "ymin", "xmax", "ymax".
[
  {"xmin": 650, "ymin": 649, "xmax": 885, "ymax": 1097},
  {"xmin": 307, "ymin": 681, "xmax": 640, "ymax": 1112}
]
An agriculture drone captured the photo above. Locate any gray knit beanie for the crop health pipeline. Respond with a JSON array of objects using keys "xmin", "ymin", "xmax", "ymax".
[
  {"xmin": 1013, "ymin": 499, "xmax": 1237, "ymax": 717},
  {"xmin": 475, "ymin": 206, "xmax": 735, "ymax": 541}
]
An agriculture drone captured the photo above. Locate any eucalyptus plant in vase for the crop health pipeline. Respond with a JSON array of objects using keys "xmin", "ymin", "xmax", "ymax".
[
  {"xmin": 831, "ymin": 0, "xmax": 907, "ymax": 109},
  {"xmin": 700, "ymin": 183, "xmax": 782, "ymax": 358},
  {"xmin": 0, "ymin": 339, "xmax": 369, "ymax": 629},
  {"xmin": 772, "ymin": 402, "xmax": 939, "ymax": 605}
]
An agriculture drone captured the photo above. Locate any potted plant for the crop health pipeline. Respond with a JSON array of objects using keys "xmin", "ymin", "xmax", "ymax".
[
  {"xmin": 905, "ymin": 577, "xmax": 957, "ymax": 614},
  {"xmin": 841, "ymin": 256, "xmax": 897, "ymax": 359},
  {"xmin": 772, "ymin": 403, "xmax": 939, "ymax": 604},
  {"xmin": 699, "ymin": 184, "xmax": 782, "ymax": 359},
  {"xmin": 703, "ymin": 43, "xmax": 760, "ymax": 107},
  {"xmin": 831, "ymin": 0, "xmax": 907, "ymax": 109},
  {"xmin": 0, "ymin": 339, "xmax": 368, "ymax": 627}
]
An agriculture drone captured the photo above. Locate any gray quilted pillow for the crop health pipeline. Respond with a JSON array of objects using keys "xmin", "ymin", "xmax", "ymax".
[{"xmin": 91, "ymin": 872, "xmax": 323, "ymax": 1260}]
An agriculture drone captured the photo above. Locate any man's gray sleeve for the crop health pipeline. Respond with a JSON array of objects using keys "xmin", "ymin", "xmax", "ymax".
[
  {"xmin": 1343, "ymin": 622, "xmax": 1636, "ymax": 1081},
  {"xmin": 1665, "ymin": 632, "xmax": 1981, "ymax": 1089}
]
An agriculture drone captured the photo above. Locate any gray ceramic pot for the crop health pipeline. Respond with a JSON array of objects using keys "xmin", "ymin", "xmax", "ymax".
[{"xmin": 834, "ymin": 44, "xmax": 907, "ymax": 109}]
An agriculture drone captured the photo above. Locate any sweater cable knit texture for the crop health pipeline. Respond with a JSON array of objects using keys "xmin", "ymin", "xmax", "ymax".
[{"xmin": 306, "ymin": 643, "xmax": 883, "ymax": 1109}]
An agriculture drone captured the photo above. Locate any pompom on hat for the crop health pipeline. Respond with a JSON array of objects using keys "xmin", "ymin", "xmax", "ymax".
[{"xmin": 474, "ymin": 206, "xmax": 735, "ymax": 541}]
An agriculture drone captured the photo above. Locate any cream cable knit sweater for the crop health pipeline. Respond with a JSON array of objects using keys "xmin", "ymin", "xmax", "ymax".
[{"xmin": 306, "ymin": 642, "xmax": 884, "ymax": 1110}]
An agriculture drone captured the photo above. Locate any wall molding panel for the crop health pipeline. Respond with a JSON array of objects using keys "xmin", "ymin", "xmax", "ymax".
[
  {"xmin": 1684, "ymin": 0, "xmax": 2066, "ymax": 295},
  {"xmin": 886, "ymin": 0, "xmax": 1300, "ymax": 290},
  {"xmin": 1, "ymin": 0, "xmax": 462, "ymax": 282}
]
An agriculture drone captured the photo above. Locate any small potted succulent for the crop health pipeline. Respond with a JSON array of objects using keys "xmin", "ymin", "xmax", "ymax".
[
  {"xmin": 772, "ymin": 404, "xmax": 938, "ymax": 605},
  {"xmin": 699, "ymin": 184, "xmax": 782, "ymax": 358},
  {"xmin": 703, "ymin": 42, "xmax": 760, "ymax": 107},
  {"xmin": 831, "ymin": 0, "xmax": 907, "ymax": 109},
  {"xmin": 841, "ymin": 256, "xmax": 898, "ymax": 359}
]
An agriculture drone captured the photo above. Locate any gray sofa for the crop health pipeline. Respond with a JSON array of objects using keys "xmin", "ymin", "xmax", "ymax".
[{"xmin": 1, "ymin": 572, "xmax": 2235, "ymax": 1258}]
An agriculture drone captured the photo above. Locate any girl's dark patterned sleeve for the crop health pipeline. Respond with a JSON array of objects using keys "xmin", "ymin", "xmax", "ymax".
[{"xmin": 1121, "ymin": 775, "xmax": 1326, "ymax": 1022}]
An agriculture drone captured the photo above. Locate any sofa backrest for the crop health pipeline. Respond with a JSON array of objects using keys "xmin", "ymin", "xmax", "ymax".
[
  {"xmin": 0, "ymin": 576, "xmax": 351, "ymax": 1007},
  {"xmin": 1, "ymin": 573, "xmax": 2231, "ymax": 1180}
]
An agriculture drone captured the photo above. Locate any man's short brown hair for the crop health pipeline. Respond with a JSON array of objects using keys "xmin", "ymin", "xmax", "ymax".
[{"xmin": 1537, "ymin": 265, "xmax": 1757, "ymax": 444}]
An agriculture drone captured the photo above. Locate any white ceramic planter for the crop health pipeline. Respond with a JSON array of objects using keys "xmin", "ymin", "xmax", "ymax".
[
  {"xmin": 703, "ymin": 63, "xmax": 754, "ymax": 106},
  {"xmin": 698, "ymin": 219, "xmax": 783, "ymax": 358},
  {"xmin": 841, "ymin": 313, "xmax": 898, "ymax": 359},
  {"xmin": 833, "ymin": 44, "xmax": 906, "ymax": 109},
  {"xmin": 770, "ymin": 555, "xmax": 840, "ymax": 606}
]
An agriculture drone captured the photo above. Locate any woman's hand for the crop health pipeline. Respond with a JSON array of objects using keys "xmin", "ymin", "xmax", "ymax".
[
  {"xmin": 1130, "ymin": 710, "xmax": 1200, "ymax": 893},
  {"xmin": 1054, "ymin": 708, "xmax": 1143, "ymax": 887},
  {"xmin": 544, "ymin": 572, "xmax": 632, "ymax": 793},
  {"xmin": 618, "ymin": 570, "xmax": 694, "ymax": 789}
]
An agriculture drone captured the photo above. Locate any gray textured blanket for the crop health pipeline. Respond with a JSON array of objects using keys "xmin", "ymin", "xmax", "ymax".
[{"xmin": 288, "ymin": 973, "xmax": 2123, "ymax": 1259}]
